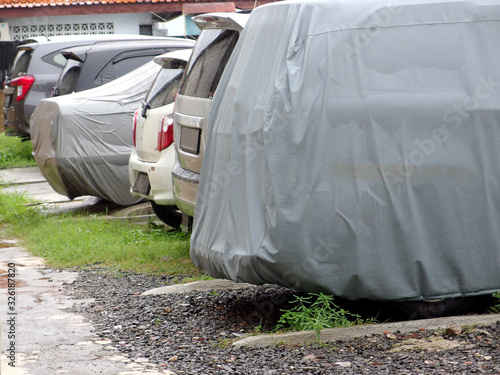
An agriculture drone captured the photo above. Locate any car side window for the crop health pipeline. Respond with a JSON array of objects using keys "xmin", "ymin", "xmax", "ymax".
[
  {"xmin": 179, "ymin": 29, "xmax": 239, "ymax": 99},
  {"xmin": 146, "ymin": 69, "xmax": 184, "ymax": 109},
  {"xmin": 41, "ymin": 50, "xmax": 72, "ymax": 68},
  {"xmin": 56, "ymin": 66, "xmax": 82, "ymax": 96},
  {"xmin": 94, "ymin": 55, "xmax": 155, "ymax": 85},
  {"xmin": 10, "ymin": 51, "xmax": 31, "ymax": 77}
]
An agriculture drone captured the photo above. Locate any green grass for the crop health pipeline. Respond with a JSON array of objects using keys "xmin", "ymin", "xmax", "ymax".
[
  {"xmin": 0, "ymin": 133, "xmax": 37, "ymax": 168},
  {"xmin": 275, "ymin": 293, "xmax": 377, "ymax": 343},
  {"xmin": 489, "ymin": 292, "xmax": 500, "ymax": 313},
  {"xmin": 0, "ymin": 188, "xmax": 41, "ymax": 225},
  {"xmin": 24, "ymin": 216, "xmax": 202, "ymax": 276},
  {"xmin": 0, "ymin": 187, "xmax": 205, "ymax": 278},
  {"xmin": 0, "ymin": 134, "xmax": 205, "ymax": 279}
]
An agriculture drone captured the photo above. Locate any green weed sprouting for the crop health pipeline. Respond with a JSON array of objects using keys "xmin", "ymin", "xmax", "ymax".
[
  {"xmin": 0, "ymin": 149, "xmax": 14, "ymax": 164},
  {"xmin": 0, "ymin": 134, "xmax": 36, "ymax": 168},
  {"xmin": 275, "ymin": 293, "xmax": 376, "ymax": 343},
  {"xmin": 489, "ymin": 291, "xmax": 500, "ymax": 313},
  {"xmin": 0, "ymin": 188, "xmax": 40, "ymax": 225}
]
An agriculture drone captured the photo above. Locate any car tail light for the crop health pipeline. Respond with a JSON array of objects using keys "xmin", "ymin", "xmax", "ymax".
[
  {"xmin": 132, "ymin": 108, "xmax": 139, "ymax": 147},
  {"xmin": 10, "ymin": 75, "xmax": 35, "ymax": 102},
  {"xmin": 157, "ymin": 115, "xmax": 173, "ymax": 151}
]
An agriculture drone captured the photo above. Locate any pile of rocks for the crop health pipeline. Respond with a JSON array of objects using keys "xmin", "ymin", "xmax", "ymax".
[{"xmin": 67, "ymin": 268, "xmax": 500, "ymax": 374}]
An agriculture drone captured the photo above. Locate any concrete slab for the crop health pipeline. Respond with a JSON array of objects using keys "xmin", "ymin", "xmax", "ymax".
[
  {"xmin": 0, "ymin": 238, "xmax": 172, "ymax": 375},
  {"xmin": 142, "ymin": 279, "xmax": 257, "ymax": 296},
  {"xmin": 0, "ymin": 166, "xmax": 46, "ymax": 185},
  {"xmin": 233, "ymin": 313, "xmax": 500, "ymax": 348},
  {"xmin": 0, "ymin": 166, "xmax": 70, "ymax": 203}
]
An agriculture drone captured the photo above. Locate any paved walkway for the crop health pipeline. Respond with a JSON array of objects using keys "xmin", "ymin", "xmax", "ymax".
[
  {"xmin": 0, "ymin": 238, "xmax": 171, "ymax": 375},
  {"xmin": 0, "ymin": 166, "xmax": 70, "ymax": 203},
  {"xmin": 0, "ymin": 166, "xmax": 109, "ymax": 212}
]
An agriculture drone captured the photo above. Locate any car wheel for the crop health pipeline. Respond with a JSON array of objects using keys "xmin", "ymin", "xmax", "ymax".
[
  {"xmin": 392, "ymin": 297, "xmax": 477, "ymax": 320},
  {"xmin": 150, "ymin": 202, "xmax": 182, "ymax": 229}
]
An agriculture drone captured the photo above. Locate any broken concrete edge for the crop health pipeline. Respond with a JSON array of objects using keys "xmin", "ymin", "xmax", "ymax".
[
  {"xmin": 141, "ymin": 279, "xmax": 257, "ymax": 296},
  {"xmin": 232, "ymin": 313, "xmax": 500, "ymax": 348}
]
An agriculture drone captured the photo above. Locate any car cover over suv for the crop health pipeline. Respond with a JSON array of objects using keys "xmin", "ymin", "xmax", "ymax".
[
  {"xmin": 190, "ymin": 0, "xmax": 500, "ymax": 314},
  {"xmin": 172, "ymin": 12, "xmax": 249, "ymax": 222}
]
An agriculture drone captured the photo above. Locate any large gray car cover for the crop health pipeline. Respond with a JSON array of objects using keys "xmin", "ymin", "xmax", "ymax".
[
  {"xmin": 31, "ymin": 60, "xmax": 162, "ymax": 206},
  {"xmin": 190, "ymin": 0, "xmax": 500, "ymax": 301}
]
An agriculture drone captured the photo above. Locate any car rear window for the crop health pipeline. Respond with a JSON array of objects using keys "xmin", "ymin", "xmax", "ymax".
[
  {"xmin": 146, "ymin": 68, "xmax": 184, "ymax": 109},
  {"xmin": 55, "ymin": 63, "xmax": 82, "ymax": 96},
  {"xmin": 179, "ymin": 28, "xmax": 240, "ymax": 99},
  {"xmin": 42, "ymin": 50, "xmax": 74, "ymax": 68},
  {"xmin": 10, "ymin": 50, "xmax": 31, "ymax": 77},
  {"xmin": 94, "ymin": 53, "xmax": 165, "ymax": 86}
]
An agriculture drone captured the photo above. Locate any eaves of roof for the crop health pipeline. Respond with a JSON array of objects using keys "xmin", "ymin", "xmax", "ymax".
[{"xmin": 0, "ymin": 0, "xmax": 277, "ymax": 17}]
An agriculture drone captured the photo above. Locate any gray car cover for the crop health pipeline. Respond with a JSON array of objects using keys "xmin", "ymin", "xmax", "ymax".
[
  {"xmin": 31, "ymin": 60, "xmax": 162, "ymax": 206},
  {"xmin": 190, "ymin": 0, "xmax": 500, "ymax": 301}
]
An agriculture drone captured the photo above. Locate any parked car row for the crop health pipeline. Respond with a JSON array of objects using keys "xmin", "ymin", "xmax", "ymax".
[
  {"xmin": 4, "ymin": 12, "xmax": 249, "ymax": 230},
  {"xmin": 6, "ymin": 0, "xmax": 500, "ymax": 318},
  {"xmin": 30, "ymin": 50, "xmax": 191, "ymax": 206},
  {"xmin": 3, "ymin": 34, "xmax": 191, "ymax": 138}
]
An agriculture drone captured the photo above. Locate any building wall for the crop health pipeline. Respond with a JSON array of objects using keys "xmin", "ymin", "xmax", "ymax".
[
  {"xmin": 4, "ymin": 13, "xmax": 154, "ymax": 40},
  {"xmin": 3, "ymin": 13, "xmax": 199, "ymax": 40},
  {"xmin": 152, "ymin": 14, "xmax": 200, "ymax": 37}
]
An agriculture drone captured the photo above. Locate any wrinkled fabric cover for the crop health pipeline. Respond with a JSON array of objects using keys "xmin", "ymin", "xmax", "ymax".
[
  {"xmin": 190, "ymin": 0, "xmax": 500, "ymax": 301},
  {"xmin": 31, "ymin": 60, "xmax": 162, "ymax": 206}
]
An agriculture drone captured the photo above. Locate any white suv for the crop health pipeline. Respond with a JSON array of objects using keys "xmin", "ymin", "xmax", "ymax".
[
  {"xmin": 128, "ymin": 49, "xmax": 192, "ymax": 228},
  {"xmin": 172, "ymin": 12, "xmax": 249, "ymax": 225}
]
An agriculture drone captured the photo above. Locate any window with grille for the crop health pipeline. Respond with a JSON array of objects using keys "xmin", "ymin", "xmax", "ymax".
[{"xmin": 10, "ymin": 23, "xmax": 114, "ymax": 40}]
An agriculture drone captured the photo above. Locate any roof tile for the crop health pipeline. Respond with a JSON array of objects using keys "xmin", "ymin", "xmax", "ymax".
[{"xmin": 0, "ymin": 0, "xmax": 257, "ymax": 9}]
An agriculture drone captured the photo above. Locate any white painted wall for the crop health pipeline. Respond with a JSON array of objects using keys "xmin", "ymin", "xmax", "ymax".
[
  {"xmin": 2, "ymin": 13, "xmax": 200, "ymax": 40},
  {"xmin": 3, "ymin": 13, "xmax": 154, "ymax": 39}
]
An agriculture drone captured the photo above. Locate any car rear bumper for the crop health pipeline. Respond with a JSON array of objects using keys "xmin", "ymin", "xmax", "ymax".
[
  {"xmin": 3, "ymin": 105, "xmax": 30, "ymax": 136},
  {"xmin": 128, "ymin": 147, "xmax": 176, "ymax": 205},
  {"xmin": 171, "ymin": 160, "xmax": 199, "ymax": 218}
]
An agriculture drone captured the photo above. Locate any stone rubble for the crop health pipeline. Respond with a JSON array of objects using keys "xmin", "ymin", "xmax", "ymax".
[{"xmin": 66, "ymin": 268, "xmax": 500, "ymax": 375}]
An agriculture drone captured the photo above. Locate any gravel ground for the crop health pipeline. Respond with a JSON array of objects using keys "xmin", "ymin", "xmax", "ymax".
[{"xmin": 66, "ymin": 268, "xmax": 500, "ymax": 375}]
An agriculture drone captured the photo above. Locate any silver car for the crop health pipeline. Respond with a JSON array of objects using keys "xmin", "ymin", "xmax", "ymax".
[
  {"xmin": 3, "ymin": 35, "xmax": 175, "ymax": 138},
  {"xmin": 172, "ymin": 12, "xmax": 249, "ymax": 224}
]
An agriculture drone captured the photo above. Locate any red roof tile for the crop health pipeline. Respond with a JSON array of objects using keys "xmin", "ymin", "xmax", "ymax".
[
  {"xmin": 0, "ymin": 0, "xmax": 270, "ymax": 9},
  {"xmin": 0, "ymin": 0, "xmax": 278, "ymax": 18}
]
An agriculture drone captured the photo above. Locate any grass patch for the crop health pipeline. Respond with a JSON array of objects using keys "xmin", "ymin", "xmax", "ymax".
[
  {"xmin": 0, "ymin": 188, "xmax": 41, "ymax": 225},
  {"xmin": 23, "ymin": 216, "xmax": 202, "ymax": 276},
  {"xmin": 489, "ymin": 292, "xmax": 500, "ymax": 313},
  {"xmin": 0, "ymin": 133, "xmax": 37, "ymax": 168},
  {"xmin": 0, "ymin": 188, "xmax": 205, "ymax": 279},
  {"xmin": 0, "ymin": 132, "xmax": 204, "ymax": 280},
  {"xmin": 275, "ymin": 293, "xmax": 377, "ymax": 343}
]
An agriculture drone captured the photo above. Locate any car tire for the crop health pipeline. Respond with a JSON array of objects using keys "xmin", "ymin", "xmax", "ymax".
[
  {"xmin": 150, "ymin": 202, "xmax": 182, "ymax": 229},
  {"xmin": 392, "ymin": 297, "xmax": 477, "ymax": 320}
]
